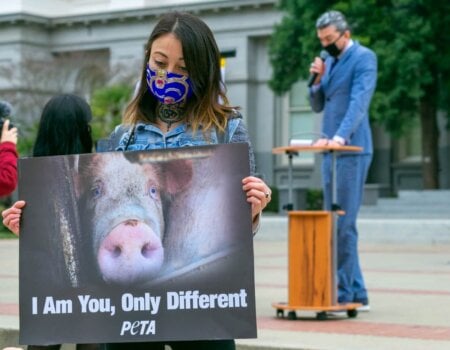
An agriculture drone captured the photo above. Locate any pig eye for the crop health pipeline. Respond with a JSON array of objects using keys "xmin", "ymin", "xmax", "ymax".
[
  {"xmin": 148, "ymin": 186, "xmax": 158, "ymax": 199},
  {"xmin": 91, "ymin": 180, "xmax": 104, "ymax": 198}
]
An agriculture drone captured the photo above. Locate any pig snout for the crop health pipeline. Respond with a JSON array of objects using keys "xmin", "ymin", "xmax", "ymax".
[{"xmin": 97, "ymin": 219, "xmax": 164, "ymax": 284}]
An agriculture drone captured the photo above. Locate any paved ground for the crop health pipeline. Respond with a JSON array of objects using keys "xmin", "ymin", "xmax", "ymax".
[
  {"xmin": 1, "ymin": 211, "xmax": 450, "ymax": 350},
  {"xmin": 243, "ymin": 239, "xmax": 450, "ymax": 350}
]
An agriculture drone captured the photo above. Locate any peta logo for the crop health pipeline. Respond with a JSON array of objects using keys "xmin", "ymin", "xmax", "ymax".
[{"xmin": 120, "ymin": 320, "xmax": 156, "ymax": 336}]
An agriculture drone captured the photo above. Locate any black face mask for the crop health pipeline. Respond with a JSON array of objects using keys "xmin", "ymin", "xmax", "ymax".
[{"xmin": 323, "ymin": 32, "xmax": 344, "ymax": 57}]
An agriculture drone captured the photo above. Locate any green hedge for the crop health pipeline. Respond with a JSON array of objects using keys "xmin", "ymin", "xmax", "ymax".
[{"xmin": 263, "ymin": 187, "xmax": 324, "ymax": 213}]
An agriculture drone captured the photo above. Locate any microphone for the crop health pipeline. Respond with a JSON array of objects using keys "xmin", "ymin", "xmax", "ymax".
[
  {"xmin": 307, "ymin": 50, "xmax": 329, "ymax": 87},
  {"xmin": 0, "ymin": 101, "xmax": 15, "ymax": 130},
  {"xmin": 0, "ymin": 101, "xmax": 12, "ymax": 119}
]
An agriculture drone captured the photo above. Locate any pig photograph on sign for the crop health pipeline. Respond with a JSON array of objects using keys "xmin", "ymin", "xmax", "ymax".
[{"xmin": 18, "ymin": 143, "xmax": 256, "ymax": 345}]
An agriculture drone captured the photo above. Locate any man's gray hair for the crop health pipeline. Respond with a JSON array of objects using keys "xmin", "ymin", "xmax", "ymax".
[{"xmin": 316, "ymin": 10, "xmax": 349, "ymax": 33}]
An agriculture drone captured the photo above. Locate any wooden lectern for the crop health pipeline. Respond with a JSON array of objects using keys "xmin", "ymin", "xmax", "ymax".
[{"xmin": 271, "ymin": 145, "xmax": 362, "ymax": 320}]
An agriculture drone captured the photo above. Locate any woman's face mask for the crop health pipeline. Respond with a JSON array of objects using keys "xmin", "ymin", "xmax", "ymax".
[{"xmin": 146, "ymin": 65, "xmax": 194, "ymax": 105}]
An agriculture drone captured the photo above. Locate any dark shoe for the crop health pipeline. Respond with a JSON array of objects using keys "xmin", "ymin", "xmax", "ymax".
[{"xmin": 354, "ymin": 298, "xmax": 370, "ymax": 312}]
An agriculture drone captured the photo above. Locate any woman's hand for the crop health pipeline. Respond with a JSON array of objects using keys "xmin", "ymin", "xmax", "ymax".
[
  {"xmin": 2, "ymin": 200, "xmax": 26, "ymax": 236},
  {"xmin": 1, "ymin": 120, "xmax": 18, "ymax": 145},
  {"xmin": 242, "ymin": 176, "xmax": 272, "ymax": 222}
]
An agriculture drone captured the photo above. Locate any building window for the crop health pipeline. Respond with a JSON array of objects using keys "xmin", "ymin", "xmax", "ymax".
[{"xmin": 397, "ymin": 119, "xmax": 422, "ymax": 162}]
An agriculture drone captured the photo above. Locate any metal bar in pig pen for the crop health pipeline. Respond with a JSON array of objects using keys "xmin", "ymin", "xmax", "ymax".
[
  {"xmin": 55, "ymin": 157, "xmax": 83, "ymax": 288},
  {"xmin": 135, "ymin": 147, "xmax": 215, "ymax": 163}
]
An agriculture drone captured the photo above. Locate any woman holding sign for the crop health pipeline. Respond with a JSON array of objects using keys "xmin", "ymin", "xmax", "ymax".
[
  {"xmin": 3, "ymin": 12, "xmax": 271, "ymax": 350},
  {"xmin": 103, "ymin": 11, "xmax": 271, "ymax": 350}
]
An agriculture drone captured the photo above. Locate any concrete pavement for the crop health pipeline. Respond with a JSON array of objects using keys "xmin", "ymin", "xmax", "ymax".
[
  {"xmin": 1, "ymin": 205, "xmax": 450, "ymax": 349},
  {"xmin": 243, "ymin": 237, "xmax": 450, "ymax": 350}
]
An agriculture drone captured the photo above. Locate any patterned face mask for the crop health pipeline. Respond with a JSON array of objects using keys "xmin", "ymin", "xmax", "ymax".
[{"xmin": 146, "ymin": 65, "xmax": 194, "ymax": 105}]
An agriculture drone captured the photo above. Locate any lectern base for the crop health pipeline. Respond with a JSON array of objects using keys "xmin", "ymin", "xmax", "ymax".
[{"xmin": 272, "ymin": 301, "xmax": 362, "ymax": 320}]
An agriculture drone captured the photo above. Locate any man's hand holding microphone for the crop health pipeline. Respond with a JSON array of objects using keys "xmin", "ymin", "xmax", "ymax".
[{"xmin": 308, "ymin": 50, "xmax": 328, "ymax": 87}]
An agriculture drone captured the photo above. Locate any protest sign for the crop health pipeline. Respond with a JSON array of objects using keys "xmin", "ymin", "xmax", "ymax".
[{"xmin": 18, "ymin": 143, "xmax": 256, "ymax": 345}]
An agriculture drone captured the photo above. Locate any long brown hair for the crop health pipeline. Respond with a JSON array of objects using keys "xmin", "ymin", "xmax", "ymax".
[{"xmin": 123, "ymin": 12, "xmax": 236, "ymax": 133}]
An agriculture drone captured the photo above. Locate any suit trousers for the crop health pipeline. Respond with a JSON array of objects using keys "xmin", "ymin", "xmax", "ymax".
[{"xmin": 322, "ymin": 153, "xmax": 372, "ymax": 303}]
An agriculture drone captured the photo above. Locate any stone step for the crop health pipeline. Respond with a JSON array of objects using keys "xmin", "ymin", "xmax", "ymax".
[
  {"xmin": 398, "ymin": 189, "xmax": 450, "ymax": 201},
  {"xmin": 360, "ymin": 190, "xmax": 450, "ymax": 218},
  {"xmin": 259, "ymin": 215, "xmax": 450, "ymax": 245},
  {"xmin": 359, "ymin": 204, "xmax": 448, "ymax": 218}
]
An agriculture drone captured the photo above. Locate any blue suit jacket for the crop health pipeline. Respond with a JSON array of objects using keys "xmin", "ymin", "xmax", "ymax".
[{"xmin": 309, "ymin": 42, "xmax": 377, "ymax": 155}]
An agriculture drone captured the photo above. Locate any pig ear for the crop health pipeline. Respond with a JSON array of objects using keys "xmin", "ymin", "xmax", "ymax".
[{"xmin": 163, "ymin": 159, "xmax": 193, "ymax": 195}]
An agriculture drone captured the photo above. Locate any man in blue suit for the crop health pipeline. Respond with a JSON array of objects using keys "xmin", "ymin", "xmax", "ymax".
[{"xmin": 309, "ymin": 10, "xmax": 377, "ymax": 311}]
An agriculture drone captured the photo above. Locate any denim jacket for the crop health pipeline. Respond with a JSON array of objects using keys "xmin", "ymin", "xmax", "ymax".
[
  {"xmin": 96, "ymin": 113, "xmax": 260, "ymax": 233},
  {"xmin": 103, "ymin": 114, "xmax": 256, "ymax": 175}
]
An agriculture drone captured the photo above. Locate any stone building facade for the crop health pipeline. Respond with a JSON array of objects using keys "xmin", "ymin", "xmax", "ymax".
[{"xmin": 0, "ymin": 0, "xmax": 448, "ymax": 209}]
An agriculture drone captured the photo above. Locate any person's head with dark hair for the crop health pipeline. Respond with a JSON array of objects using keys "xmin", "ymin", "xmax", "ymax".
[
  {"xmin": 315, "ymin": 10, "xmax": 351, "ymax": 58},
  {"xmin": 124, "ymin": 11, "xmax": 234, "ymax": 133},
  {"xmin": 33, "ymin": 94, "xmax": 93, "ymax": 157}
]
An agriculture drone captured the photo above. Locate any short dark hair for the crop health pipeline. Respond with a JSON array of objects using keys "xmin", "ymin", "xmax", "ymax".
[
  {"xmin": 316, "ymin": 10, "xmax": 349, "ymax": 33},
  {"xmin": 33, "ymin": 94, "xmax": 93, "ymax": 157}
]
